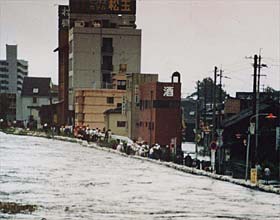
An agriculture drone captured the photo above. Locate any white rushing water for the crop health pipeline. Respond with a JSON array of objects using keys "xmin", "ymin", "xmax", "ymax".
[{"xmin": 0, "ymin": 133, "xmax": 279, "ymax": 220}]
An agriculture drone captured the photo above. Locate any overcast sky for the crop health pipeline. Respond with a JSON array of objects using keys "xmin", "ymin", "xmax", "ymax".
[{"xmin": 0, "ymin": 0, "xmax": 279, "ymax": 96}]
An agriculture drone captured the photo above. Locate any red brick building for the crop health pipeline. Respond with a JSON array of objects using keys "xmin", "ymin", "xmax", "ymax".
[{"xmin": 137, "ymin": 72, "xmax": 182, "ymax": 147}]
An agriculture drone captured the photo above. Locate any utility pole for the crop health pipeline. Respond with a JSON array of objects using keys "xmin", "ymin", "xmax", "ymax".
[
  {"xmin": 255, "ymin": 51, "xmax": 267, "ymax": 166},
  {"xmin": 195, "ymin": 81, "xmax": 200, "ymax": 160},
  {"xmin": 252, "ymin": 54, "xmax": 258, "ymax": 166},
  {"xmin": 212, "ymin": 66, "xmax": 218, "ymax": 141},
  {"xmin": 203, "ymin": 79, "xmax": 207, "ymax": 156},
  {"xmin": 217, "ymin": 68, "xmax": 223, "ymax": 173},
  {"xmin": 218, "ymin": 69, "xmax": 223, "ymax": 129},
  {"xmin": 149, "ymin": 90, "xmax": 153, "ymax": 147},
  {"xmin": 203, "ymin": 80, "xmax": 207, "ymax": 125},
  {"xmin": 255, "ymin": 52, "xmax": 261, "ymax": 165}
]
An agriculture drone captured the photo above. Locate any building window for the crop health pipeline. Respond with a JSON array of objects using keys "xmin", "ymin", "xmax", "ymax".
[
  {"xmin": 69, "ymin": 58, "xmax": 73, "ymax": 71},
  {"xmin": 0, "ymin": 74, "xmax": 8, "ymax": 78},
  {"xmin": 0, "ymin": 80, "xmax": 8, "ymax": 84},
  {"xmin": 153, "ymin": 100, "xmax": 180, "ymax": 108},
  {"xmin": 33, "ymin": 88, "xmax": 39, "ymax": 94},
  {"xmin": 0, "ymin": 61, "xmax": 8, "ymax": 66},
  {"xmin": 117, "ymin": 103, "xmax": 122, "ymax": 108},
  {"xmin": 102, "ymin": 20, "xmax": 110, "ymax": 28},
  {"xmin": 102, "ymin": 38, "xmax": 113, "ymax": 53},
  {"xmin": 107, "ymin": 97, "xmax": 114, "ymax": 104},
  {"xmin": 149, "ymin": 122, "xmax": 154, "ymax": 130},
  {"xmin": 69, "ymin": 75, "xmax": 73, "ymax": 89},
  {"xmin": 0, "ymin": 67, "xmax": 8, "ymax": 72},
  {"xmin": 144, "ymin": 100, "xmax": 148, "ymax": 109},
  {"xmin": 117, "ymin": 80, "xmax": 126, "ymax": 90},
  {"xmin": 0, "ymin": 86, "xmax": 8, "ymax": 90},
  {"xmin": 33, "ymin": 97, "xmax": 37, "ymax": 103},
  {"xmin": 117, "ymin": 121, "xmax": 126, "ymax": 127},
  {"xmin": 69, "ymin": 40, "xmax": 73, "ymax": 54},
  {"xmin": 102, "ymin": 56, "xmax": 113, "ymax": 70},
  {"xmin": 126, "ymin": 80, "xmax": 130, "ymax": 89}
]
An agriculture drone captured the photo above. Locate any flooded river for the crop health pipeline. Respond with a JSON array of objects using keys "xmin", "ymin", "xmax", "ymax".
[{"xmin": 0, "ymin": 133, "xmax": 279, "ymax": 219}]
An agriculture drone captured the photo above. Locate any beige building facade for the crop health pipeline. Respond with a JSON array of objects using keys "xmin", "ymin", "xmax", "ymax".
[
  {"xmin": 104, "ymin": 107, "xmax": 127, "ymax": 137},
  {"xmin": 75, "ymin": 88, "xmax": 126, "ymax": 129},
  {"xmin": 68, "ymin": 18, "xmax": 141, "ymax": 111}
]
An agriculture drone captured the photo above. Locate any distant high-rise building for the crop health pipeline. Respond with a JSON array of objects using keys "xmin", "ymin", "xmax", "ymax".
[{"xmin": 0, "ymin": 45, "xmax": 28, "ymax": 94}]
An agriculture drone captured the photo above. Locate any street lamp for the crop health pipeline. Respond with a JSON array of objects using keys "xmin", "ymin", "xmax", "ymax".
[{"xmin": 245, "ymin": 113, "xmax": 277, "ymax": 181}]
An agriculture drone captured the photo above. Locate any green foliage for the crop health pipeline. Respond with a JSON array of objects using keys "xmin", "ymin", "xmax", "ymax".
[{"xmin": 188, "ymin": 77, "xmax": 228, "ymax": 103}]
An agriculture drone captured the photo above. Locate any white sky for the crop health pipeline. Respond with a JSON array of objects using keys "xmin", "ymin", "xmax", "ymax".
[{"xmin": 0, "ymin": 0, "xmax": 279, "ymax": 96}]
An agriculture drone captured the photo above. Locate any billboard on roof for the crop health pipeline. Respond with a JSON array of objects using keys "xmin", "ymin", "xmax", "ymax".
[{"xmin": 70, "ymin": 0, "xmax": 136, "ymax": 15}]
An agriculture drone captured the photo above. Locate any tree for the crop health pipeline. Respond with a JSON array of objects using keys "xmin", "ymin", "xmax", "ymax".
[
  {"xmin": 263, "ymin": 86, "xmax": 280, "ymax": 102},
  {"xmin": 188, "ymin": 77, "xmax": 228, "ymax": 104}
]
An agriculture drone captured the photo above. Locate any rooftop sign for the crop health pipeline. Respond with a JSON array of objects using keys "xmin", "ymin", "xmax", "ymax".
[{"xmin": 70, "ymin": 0, "xmax": 136, "ymax": 15}]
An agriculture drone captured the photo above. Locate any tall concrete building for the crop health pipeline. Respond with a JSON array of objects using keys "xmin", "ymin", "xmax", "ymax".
[
  {"xmin": 0, "ymin": 45, "xmax": 28, "ymax": 94},
  {"xmin": 68, "ymin": 0, "xmax": 141, "ymax": 112}
]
